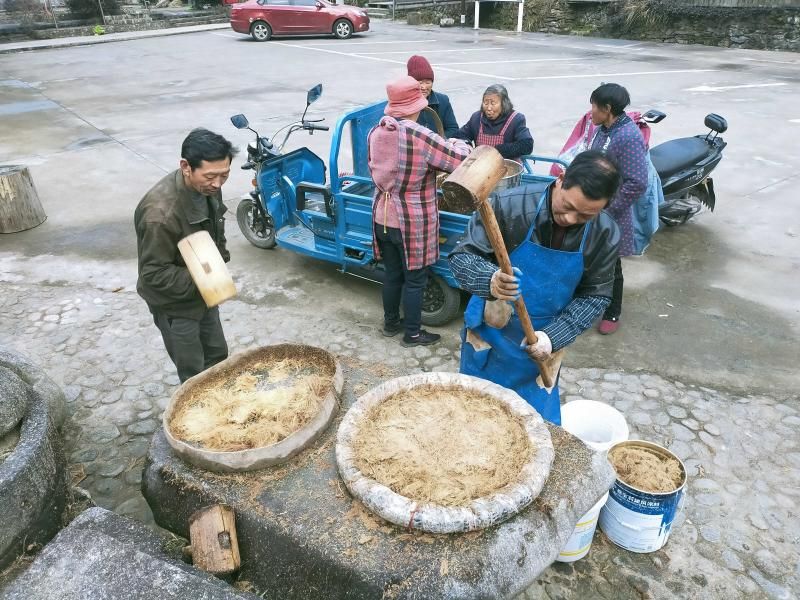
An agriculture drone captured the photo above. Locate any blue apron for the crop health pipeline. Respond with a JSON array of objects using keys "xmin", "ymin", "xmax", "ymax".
[{"xmin": 459, "ymin": 193, "xmax": 590, "ymax": 425}]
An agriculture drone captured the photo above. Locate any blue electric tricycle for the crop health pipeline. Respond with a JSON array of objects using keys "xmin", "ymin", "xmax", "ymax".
[{"xmin": 231, "ymin": 85, "xmax": 564, "ymax": 326}]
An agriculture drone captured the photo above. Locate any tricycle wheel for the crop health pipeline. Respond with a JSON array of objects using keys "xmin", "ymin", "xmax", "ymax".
[
  {"xmin": 250, "ymin": 20, "xmax": 272, "ymax": 42},
  {"xmin": 421, "ymin": 274, "xmax": 461, "ymax": 327},
  {"xmin": 236, "ymin": 198, "xmax": 276, "ymax": 249}
]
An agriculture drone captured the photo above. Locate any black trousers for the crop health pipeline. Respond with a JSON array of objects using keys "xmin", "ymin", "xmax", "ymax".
[
  {"xmin": 151, "ymin": 306, "xmax": 228, "ymax": 383},
  {"xmin": 604, "ymin": 258, "xmax": 624, "ymax": 319},
  {"xmin": 374, "ymin": 225, "xmax": 428, "ymax": 337}
]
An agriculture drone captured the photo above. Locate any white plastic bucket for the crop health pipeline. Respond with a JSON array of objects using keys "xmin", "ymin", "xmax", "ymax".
[
  {"xmin": 556, "ymin": 400, "xmax": 629, "ymax": 562},
  {"xmin": 557, "ymin": 492, "xmax": 608, "ymax": 562},
  {"xmin": 560, "ymin": 400, "xmax": 630, "ymax": 454},
  {"xmin": 599, "ymin": 440, "xmax": 687, "ymax": 553}
]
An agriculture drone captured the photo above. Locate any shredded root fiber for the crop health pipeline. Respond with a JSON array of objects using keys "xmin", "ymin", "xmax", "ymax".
[
  {"xmin": 352, "ymin": 385, "xmax": 533, "ymax": 507},
  {"xmin": 609, "ymin": 445, "xmax": 683, "ymax": 493},
  {"xmin": 169, "ymin": 358, "xmax": 332, "ymax": 452}
]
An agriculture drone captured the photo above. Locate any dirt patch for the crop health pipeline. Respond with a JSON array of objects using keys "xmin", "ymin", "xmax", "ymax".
[
  {"xmin": 609, "ymin": 445, "xmax": 683, "ymax": 493},
  {"xmin": 169, "ymin": 354, "xmax": 335, "ymax": 452},
  {"xmin": 352, "ymin": 384, "xmax": 533, "ymax": 506}
]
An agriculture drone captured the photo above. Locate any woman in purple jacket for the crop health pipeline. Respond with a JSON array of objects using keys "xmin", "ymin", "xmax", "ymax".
[
  {"xmin": 455, "ymin": 84, "xmax": 533, "ymax": 162},
  {"xmin": 589, "ymin": 83, "xmax": 648, "ymax": 335}
]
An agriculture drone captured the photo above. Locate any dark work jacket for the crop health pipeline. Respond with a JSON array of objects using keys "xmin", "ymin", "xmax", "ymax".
[
  {"xmin": 452, "ymin": 182, "xmax": 620, "ymax": 298},
  {"xmin": 134, "ymin": 170, "xmax": 230, "ymax": 320},
  {"xmin": 454, "ymin": 110, "xmax": 534, "ymax": 160},
  {"xmin": 417, "ymin": 90, "xmax": 459, "ymax": 138}
]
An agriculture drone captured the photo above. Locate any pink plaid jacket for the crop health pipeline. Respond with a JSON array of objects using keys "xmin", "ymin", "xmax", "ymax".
[{"xmin": 368, "ymin": 117, "xmax": 470, "ymax": 270}]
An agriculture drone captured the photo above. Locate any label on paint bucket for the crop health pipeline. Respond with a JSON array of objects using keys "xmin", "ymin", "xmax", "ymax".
[{"xmin": 599, "ymin": 479, "xmax": 684, "ymax": 553}]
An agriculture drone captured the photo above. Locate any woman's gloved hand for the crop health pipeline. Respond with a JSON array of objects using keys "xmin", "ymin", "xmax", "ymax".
[
  {"xmin": 521, "ymin": 330, "xmax": 552, "ymax": 360},
  {"xmin": 490, "ymin": 267, "xmax": 522, "ymax": 302}
]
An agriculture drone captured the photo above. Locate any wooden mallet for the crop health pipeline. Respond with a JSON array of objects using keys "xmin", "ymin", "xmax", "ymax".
[{"xmin": 442, "ymin": 146, "xmax": 562, "ymax": 389}]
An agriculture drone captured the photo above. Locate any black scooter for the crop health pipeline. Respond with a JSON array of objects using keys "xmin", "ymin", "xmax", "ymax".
[{"xmin": 643, "ymin": 110, "xmax": 728, "ymax": 226}]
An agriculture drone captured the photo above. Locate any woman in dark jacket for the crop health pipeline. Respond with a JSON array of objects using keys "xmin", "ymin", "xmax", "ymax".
[
  {"xmin": 588, "ymin": 83, "xmax": 649, "ymax": 335},
  {"xmin": 455, "ymin": 84, "xmax": 533, "ymax": 162},
  {"xmin": 407, "ymin": 55, "xmax": 460, "ymax": 138}
]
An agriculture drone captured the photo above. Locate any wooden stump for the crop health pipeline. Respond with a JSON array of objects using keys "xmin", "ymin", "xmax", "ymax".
[
  {"xmin": 188, "ymin": 504, "xmax": 241, "ymax": 576},
  {"xmin": 0, "ymin": 165, "xmax": 47, "ymax": 233}
]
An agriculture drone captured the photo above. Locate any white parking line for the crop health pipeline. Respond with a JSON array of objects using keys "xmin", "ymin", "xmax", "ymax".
[
  {"xmin": 742, "ymin": 57, "xmax": 799, "ymax": 66},
  {"xmin": 301, "ymin": 39, "xmax": 438, "ymax": 46},
  {"xmin": 269, "ymin": 41, "xmax": 514, "ymax": 80},
  {"xmin": 514, "ymin": 69, "xmax": 717, "ymax": 81},
  {"xmin": 684, "ymin": 82, "xmax": 788, "ymax": 92},
  {"xmin": 354, "ymin": 47, "xmax": 505, "ymax": 56},
  {"xmin": 210, "ymin": 32, "xmax": 240, "ymax": 38},
  {"xmin": 594, "ymin": 42, "xmax": 642, "ymax": 49},
  {"xmin": 433, "ymin": 57, "xmax": 577, "ymax": 66}
]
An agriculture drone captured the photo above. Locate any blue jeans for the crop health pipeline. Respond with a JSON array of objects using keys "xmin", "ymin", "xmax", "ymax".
[{"xmin": 374, "ymin": 225, "xmax": 428, "ymax": 337}]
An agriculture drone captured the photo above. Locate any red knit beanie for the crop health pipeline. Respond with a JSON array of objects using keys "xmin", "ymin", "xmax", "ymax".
[{"xmin": 407, "ymin": 55, "xmax": 434, "ymax": 82}]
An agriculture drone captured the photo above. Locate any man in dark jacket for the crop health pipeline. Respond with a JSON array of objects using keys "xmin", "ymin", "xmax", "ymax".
[
  {"xmin": 407, "ymin": 55, "xmax": 460, "ymax": 138},
  {"xmin": 449, "ymin": 150, "xmax": 621, "ymax": 425},
  {"xmin": 135, "ymin": 128, "xmax": 237, "ymax": 382}
]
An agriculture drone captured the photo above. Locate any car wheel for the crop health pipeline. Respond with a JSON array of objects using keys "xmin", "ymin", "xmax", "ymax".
[
  {"xmin": 250, "ymin": 20, "xmax": 272, "ymax": 42},
  {"xmin": 421, "ymin": 274, "xmax": 462, "ymax": 327},
  {"xmin": 333, "ymin": 18, "xmax": 353, "ymax": 40}
]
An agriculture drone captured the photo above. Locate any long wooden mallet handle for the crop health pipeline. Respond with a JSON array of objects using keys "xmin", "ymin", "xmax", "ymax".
[{"xmin": 442, "ymin": 146, "xmax": 557, "ymax": 388}]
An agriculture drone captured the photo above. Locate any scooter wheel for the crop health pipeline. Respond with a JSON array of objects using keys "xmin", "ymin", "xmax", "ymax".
[{"xmin": 237, "ymin": 199, "xmax": 276, "ymax": 249}]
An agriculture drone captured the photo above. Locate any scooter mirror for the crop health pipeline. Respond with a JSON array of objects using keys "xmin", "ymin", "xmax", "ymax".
[
  {"xmin": 230, "ymin": 114, "xmax": 249, "ymax": 129},
  {"xmin": 306, "ymin": 84, "xmax": 323, "ymax": 106}
]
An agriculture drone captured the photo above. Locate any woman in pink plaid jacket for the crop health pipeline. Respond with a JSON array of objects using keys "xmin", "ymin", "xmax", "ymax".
[{"xmin": 369, "ymin": 76, "xmax": 471, "ymax": 347}]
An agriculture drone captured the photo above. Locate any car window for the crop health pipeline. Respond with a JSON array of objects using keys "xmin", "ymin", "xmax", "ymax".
[
  {"xmin": 291, "ymin": 0, "xmax": 317, "ymax": 6},
  {"xmin": 265, "ymin": 0, "xmax": 291, "ymax": 5}
]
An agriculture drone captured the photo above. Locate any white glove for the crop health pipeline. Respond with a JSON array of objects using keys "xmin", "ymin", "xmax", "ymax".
[{"xmin": 522, "ymin": 331, "xmax": 552, "ymax": 360}]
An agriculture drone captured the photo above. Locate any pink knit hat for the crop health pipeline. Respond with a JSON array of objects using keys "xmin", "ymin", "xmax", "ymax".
[
  {"xmin": 407, "ymin": 55, "xmax": 434, "ymax": 82},
  {"xmin": 384, "ymin": 76, "xmax": 429, "ymax": 118}
]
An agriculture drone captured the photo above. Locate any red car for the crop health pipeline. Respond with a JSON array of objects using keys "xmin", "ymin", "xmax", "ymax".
[{"xmin": 229, "ymin": 0, "xmax": 370, "ymax": 42}]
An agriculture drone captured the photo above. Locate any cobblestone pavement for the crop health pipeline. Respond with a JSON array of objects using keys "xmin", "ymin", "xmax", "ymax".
[{"xmin": 1, "ymin": 281, "xmax": 798, "ymax": 599}]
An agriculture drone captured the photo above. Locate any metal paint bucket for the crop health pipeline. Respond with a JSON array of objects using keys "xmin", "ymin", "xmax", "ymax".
[
  {"xmin": 493, "ymin": 159, "xmax": 523, "ymax": 192},
  {"xmin": 599, "ymin": 440, "xmax": 687, "ymax": 553}
]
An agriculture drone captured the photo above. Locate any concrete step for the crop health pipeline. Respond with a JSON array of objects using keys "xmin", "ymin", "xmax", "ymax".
[{"xmin": 1, "ymin": 507, "xmax": 259, "ymax": 600}]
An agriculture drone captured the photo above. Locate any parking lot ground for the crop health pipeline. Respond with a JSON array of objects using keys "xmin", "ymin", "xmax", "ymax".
[{"xmin": 1, "ymin": 19, "xmax": 798, "ymax": 599}]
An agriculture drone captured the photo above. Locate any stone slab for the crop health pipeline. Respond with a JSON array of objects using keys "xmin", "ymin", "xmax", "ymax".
[
  {"xmin": 1, "ymin": 507, "xmax": 259, "ymax": 600},
  {"xmin": 143, "ymin": 362, "xmax": 616, "ymax": 599}
]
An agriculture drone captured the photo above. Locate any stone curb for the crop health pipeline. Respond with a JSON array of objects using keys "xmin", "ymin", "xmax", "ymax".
[{"xmin": 0, "ymin": 23, "xmax": 230, "ymax": 54}]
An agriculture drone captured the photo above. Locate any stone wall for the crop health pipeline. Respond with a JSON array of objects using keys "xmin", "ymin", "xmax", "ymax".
[{"xmin": 480, "ymin": 0, "xmax": 800, "ymax": 51}]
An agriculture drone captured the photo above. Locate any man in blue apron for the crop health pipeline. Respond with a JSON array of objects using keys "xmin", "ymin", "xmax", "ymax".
[{"xmin": 449, "ymin": 151, "xmax": 622, "ymax": 425}]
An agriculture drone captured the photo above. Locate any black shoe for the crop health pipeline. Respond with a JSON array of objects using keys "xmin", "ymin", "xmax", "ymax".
[
  {"xmin": 383, "ymin": 319, "xmax": 404, "ymax": 337},
  {"xmin": 401, "ymin": 330, "xmax": 441, "ymax": 347}
]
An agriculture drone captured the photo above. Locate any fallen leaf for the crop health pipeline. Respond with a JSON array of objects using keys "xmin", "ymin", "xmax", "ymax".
[
  {"xmin": 440, "ymin": 558, "xmax": 449, "ymax": 577},
  {"xmin": 111, "ymin": 287, "xmax": 124, "ymax": 293}
]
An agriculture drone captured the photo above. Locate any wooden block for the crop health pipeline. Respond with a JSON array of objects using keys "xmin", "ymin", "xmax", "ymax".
[
  {"xmin": 188, "ymin": 504, "xmax": 241, "ymax": 575},
  {"xmin": 177, "ymin": 231, "xmax": 237, "ymax": 308}
]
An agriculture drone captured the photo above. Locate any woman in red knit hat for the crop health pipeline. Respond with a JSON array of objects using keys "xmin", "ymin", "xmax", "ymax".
[
  {"xmin": 407, "ymin": 55, "xmax": 460, "ymax": 138},
  {"xmin": 368, "ymin": 76, "xmax": 471, "ymax": 347}
]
